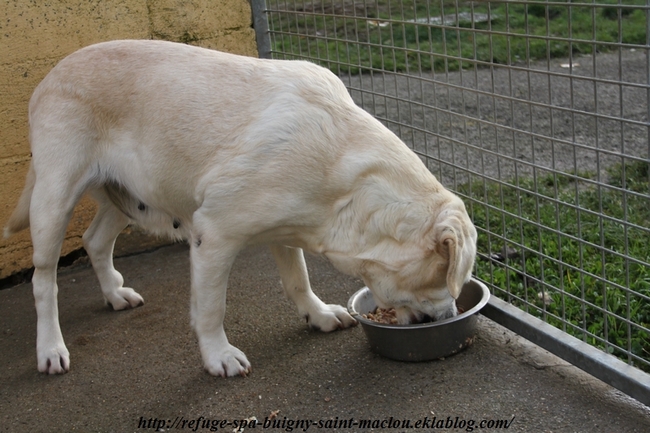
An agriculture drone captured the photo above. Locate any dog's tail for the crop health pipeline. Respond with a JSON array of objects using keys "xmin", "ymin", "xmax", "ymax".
[{"xmin": 4, "ymin": 162, "xmax": 35, "ymax": 238}]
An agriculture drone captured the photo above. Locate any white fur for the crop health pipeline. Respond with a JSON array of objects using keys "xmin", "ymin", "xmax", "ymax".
[{"xmin": 4, "ymin": 40, "xmax": 477, "ymax": 377}]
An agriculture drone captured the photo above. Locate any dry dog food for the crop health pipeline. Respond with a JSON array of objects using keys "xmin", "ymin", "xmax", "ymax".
[{"xmin": 363, "ymin": 307, "xmax": 398, "ymax": 324}]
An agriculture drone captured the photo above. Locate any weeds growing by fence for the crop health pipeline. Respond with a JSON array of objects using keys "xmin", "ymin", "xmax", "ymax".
[{"xmin": 459, "ymin": 160, "xmax": 650, "ymax": 371}]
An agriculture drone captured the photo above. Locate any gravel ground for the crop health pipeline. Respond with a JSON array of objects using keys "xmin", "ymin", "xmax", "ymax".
[{"xmin": 342, "ymin": 49, "xmax": 649, "ymax": 186}]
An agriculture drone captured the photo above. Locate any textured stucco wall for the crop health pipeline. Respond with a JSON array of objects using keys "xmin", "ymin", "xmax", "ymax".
[{"xmin": 0, "ymin": 0, "xmax": 257, "ymax": 279}]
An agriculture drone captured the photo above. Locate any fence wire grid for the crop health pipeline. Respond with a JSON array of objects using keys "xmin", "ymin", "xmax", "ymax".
[{"xmin": 255, "ymin": 0, "xmax": 650, "ymax": 380}]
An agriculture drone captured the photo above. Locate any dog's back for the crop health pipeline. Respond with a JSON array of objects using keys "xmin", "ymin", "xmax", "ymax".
[{"xmin": 24, "ymin": 40, "xmax": 372, "ymax": 237}]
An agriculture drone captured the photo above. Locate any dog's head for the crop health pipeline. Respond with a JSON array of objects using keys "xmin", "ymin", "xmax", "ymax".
[{"xmin": 355, "ymin": 197, "xmax": 477, "ymax": 324}]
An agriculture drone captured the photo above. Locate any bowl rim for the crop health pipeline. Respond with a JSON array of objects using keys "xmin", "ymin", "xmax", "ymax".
[{"xmin": 347, "ymin": 278, "xmax": 490, "ymax": 330}]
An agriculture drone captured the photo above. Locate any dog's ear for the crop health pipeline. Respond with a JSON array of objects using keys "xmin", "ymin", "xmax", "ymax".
[{"xmin": 433, "ymin": 210, "xmax": 477, "ymax": 299}]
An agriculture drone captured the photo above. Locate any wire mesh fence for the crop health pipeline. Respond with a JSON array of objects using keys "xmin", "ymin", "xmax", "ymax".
[{"xmin": 256, "ymin": 0, "xmax": 650, "ymax": 376}]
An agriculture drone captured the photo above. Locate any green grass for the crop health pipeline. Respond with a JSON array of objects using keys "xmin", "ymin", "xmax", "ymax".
[
  {"xmin": 269, "ymin": 0, "xmax": 648, "ymax": 74},
  {"xmin": 457, "ymin": 161, "xmax": 650, "ymax": 371}
]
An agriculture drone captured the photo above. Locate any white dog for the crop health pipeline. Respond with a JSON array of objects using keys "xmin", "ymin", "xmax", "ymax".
[{"xmin": 4, "ymin": 40, "xmax": 477, "ymax": 377}]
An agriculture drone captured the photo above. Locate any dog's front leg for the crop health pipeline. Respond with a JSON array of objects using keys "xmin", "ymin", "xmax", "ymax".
[
  {"xmin": 189, "ymin": 223, "xmax": 251, "ymax": 377},
  {"xmin": 270, "ymin": 245, "xmax": 357, "ymax": 331}
]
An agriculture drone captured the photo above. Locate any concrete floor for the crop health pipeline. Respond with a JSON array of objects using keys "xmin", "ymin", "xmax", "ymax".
[{"xmin": 1, "ymin": 241, "xmax": 648, "ymax": 432}]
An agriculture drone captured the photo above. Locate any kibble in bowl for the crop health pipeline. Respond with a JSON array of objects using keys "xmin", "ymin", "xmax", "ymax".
[
  {"xmin": 362, "ymin": 307, "xmax": 398, "ymax": 324},
  {"xmin": 347, "ymin": 279, "xmax": 489, "ymax": 361}
]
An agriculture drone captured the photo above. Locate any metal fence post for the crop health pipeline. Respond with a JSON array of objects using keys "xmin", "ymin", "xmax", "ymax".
[{"xmin": 250, "ymin": 0, "xmax": 272, "ymax": 59}]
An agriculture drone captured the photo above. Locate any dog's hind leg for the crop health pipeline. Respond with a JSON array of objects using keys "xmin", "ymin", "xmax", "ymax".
[
  {"xmin": 28, "ymin": 170, "xmax": 89, "ymax": 374},
  {"xmin": 269, "ymin": 245, "xmax": 357, "ymax": 332},
  {"xmin": 83, "ymin": 190, "xmax": 144, "ymax": 310}
]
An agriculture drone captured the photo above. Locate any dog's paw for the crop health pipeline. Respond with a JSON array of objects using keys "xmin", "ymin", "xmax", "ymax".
[
  {"xmin": 105, "ymin": 287, "xmax": 144, "ymax": 310},
  {"xmin": 306, "ymin": 304, "xmax": 357, "ymax": 332},
  {"xmin": 37, "ymin": 345, "xmax": 70, "ymax": 374},
  {"xmin": 202, "ymin": 344, "xmax": 252, "ymax": 378}
]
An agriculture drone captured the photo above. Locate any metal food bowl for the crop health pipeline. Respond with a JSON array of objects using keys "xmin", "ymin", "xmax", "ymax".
[{"xmin": 347, "ymin": 279, "xmax": 490, "ymax": 361}]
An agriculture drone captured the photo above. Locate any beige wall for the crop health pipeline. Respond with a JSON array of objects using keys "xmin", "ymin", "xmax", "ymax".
[{"xmin": 0, "ymin": 0, "xmax": 257, "ymax": 279}]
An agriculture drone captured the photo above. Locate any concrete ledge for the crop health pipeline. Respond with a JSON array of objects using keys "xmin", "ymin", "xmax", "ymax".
[{"xmin": 482, "ymin": 296, "xmax": 650, "ymax": 407}]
